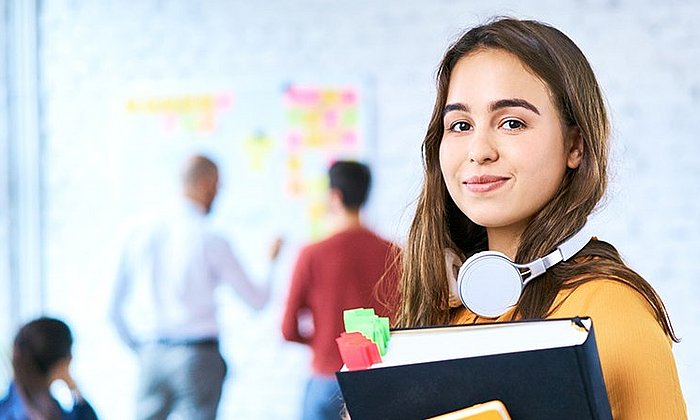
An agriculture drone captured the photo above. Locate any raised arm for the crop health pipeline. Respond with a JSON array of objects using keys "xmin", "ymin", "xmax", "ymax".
[{"xmin": 209, "ymin": 236, "xmax": 276, "ymax": 311}]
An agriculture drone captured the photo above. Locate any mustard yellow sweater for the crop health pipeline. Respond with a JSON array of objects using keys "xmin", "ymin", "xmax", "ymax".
[{"xmin": 452, "ymin": 280, "xmax": 687, "ymax": 419}]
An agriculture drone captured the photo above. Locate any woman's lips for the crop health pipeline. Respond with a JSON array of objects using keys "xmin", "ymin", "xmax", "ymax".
[{"xmin": 464, "ymin": 175, "xmax": 510, "ymax": 193}]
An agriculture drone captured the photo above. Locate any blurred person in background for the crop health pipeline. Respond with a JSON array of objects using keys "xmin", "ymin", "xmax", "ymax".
[
  {"xmin": 110, "ymin": 154, "xmax": 281, "ymax": 420},
  {"xmin": 281, "ymin": 160, "xmax": 400, "ymax": 420},
  {"xmin": 0, "ymin": 317, "xmax": 98, "ymax": 420}
]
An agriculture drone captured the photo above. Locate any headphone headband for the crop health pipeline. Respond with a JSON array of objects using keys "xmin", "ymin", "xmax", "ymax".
[
  {"xmin": 558, "ymin": 222, "xmax": 592, "ymax": 261},
  {"xmin": 519, "ymin": 221, "xmax": 592, "ymax": 284}
]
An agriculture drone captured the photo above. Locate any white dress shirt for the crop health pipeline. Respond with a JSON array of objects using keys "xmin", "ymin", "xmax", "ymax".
[{"xmin": 110, "ymin": 199, "xmax": 270, "ymax": 349}]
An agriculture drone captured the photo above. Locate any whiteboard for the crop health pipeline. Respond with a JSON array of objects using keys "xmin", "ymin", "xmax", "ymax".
[{"xmin": 111, "ymin": 79, "xmax": 374, "ymax": 272}]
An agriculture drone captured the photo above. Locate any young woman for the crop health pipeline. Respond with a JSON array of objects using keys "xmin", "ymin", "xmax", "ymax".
[
  {"xmin": 396, "ymin": 18, "xmax": 687, "ymax": 418},
  {"xmin": 0, "ymin": 317, "xmax": 98, "ymax": 420}
]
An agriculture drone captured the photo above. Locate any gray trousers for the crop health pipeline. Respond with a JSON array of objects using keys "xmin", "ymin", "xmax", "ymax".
[{"xmin": 136, "ymin": 342, "xmax": 227, "ymax": 420}]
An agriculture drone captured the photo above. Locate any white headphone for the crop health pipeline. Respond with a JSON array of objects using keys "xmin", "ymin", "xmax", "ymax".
[{"xmin": 457, "ymin": 223, "xmax": 592, "ymax": 318}]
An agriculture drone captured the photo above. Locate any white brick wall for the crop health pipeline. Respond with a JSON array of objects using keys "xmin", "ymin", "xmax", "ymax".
[{"xmin": 35, "ymin": 1, "xmax": 699, "ymax": 418}]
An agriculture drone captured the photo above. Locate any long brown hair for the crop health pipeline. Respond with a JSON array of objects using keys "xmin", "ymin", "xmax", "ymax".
[
  {"xmin": 395, "ymin": 17, "xmax": 678, "ymax": 342},
  {"xmin": 12, "ymin": 317, "xmax": 73, "ymax": 420}
]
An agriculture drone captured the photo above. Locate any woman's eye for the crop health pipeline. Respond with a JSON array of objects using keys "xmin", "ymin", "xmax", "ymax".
[
  {"xmin": 449, "ymin": 121, "xmax": 471, "ymax": 132},
  {"xmin": 502, "ymin": 119, "xmax": 525, "ymax": 130}
]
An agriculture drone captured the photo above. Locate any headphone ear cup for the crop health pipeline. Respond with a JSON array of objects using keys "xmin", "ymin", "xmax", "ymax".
[{"xmin": 457, "ymin": 252, "xmax": 524, "ymax": 318}]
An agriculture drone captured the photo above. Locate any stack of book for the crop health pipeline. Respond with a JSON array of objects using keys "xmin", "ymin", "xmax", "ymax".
[{"xmin": 335, "ymin": 316, "xmax": 612, "ymax": 420}]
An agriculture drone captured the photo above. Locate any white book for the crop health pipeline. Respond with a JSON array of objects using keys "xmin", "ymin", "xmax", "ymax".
[{"xmin": 373, "ymin": 317, "xmax": 590, "ymax": 369}]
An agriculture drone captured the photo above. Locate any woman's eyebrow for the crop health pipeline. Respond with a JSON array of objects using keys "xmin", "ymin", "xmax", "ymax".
[
  {"xmin": 489, "ymin": 98, "xmax": 540, "ymax": 115},
  {"xmin": 442, "ymin": 103, "xmax": 469, "ymax": 117},
  {"xmin": 442, "ymin": 99, "xmax": 540, "ymax": 117}
]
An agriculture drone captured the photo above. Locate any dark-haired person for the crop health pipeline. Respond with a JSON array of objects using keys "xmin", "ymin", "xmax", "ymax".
[
  {"xmin": 0, "ymin": 317, "xmax": 98, "ymax": 420},
  {"xmin": 395, "ymin": 17, "xmax": 687, "ymax": 418},
  {"xmin": 282, "ymin": 161, "xmax": 399, "ymax": 420}
]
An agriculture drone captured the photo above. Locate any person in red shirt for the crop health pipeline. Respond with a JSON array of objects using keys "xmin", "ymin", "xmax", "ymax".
[{"xmin": 281, "ymin": 160, "xmax": 399, "ymax": 420}]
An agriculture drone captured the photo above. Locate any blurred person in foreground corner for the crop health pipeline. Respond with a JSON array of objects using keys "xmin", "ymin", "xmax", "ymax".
[
  {"xmin": 110, "ymin": 154, "xmax": 282, "ymax": 420},
  {"xmin": 0, "ymin": 317, "xmax": 99, "ymax": 420},
  {"xmin": 281, "ymin": 160, "xmax": 400, "ymax": 420}
]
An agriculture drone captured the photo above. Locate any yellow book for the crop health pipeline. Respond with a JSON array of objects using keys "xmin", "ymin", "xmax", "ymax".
[{"xmin": 426, "ymin": 400, "xmax": 511, "ymax": 420}]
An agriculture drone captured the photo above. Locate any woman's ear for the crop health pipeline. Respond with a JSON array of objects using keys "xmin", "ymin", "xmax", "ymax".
[{"xmin": 566, "ymin": 127, "xmax": 584, "ymax": 169}]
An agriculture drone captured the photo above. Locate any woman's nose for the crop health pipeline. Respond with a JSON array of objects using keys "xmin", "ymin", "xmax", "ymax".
[{"xmin": 468, "ymin": 129, "xmax": 499, "ymax": 164}]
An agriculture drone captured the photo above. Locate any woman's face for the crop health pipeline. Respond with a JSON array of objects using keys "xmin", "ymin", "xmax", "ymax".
[{"xmin": 439, "ymin": 48, "xmax": 581, "ymax": 239}]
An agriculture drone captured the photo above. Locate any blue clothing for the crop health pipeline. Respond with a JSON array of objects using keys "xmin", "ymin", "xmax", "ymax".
[
  {"xmin": 302, "ymin": 375, "xmax": 344, "ymax": 420},
  {"xmin": 0, "ymin": 382, "xmax": 98, "ymax": 420}
]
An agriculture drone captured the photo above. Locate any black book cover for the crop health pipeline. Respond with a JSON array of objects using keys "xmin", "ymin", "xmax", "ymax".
[{"xmin": 336, "ymin": 317, "xmax": 612, "ymax": 420}]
